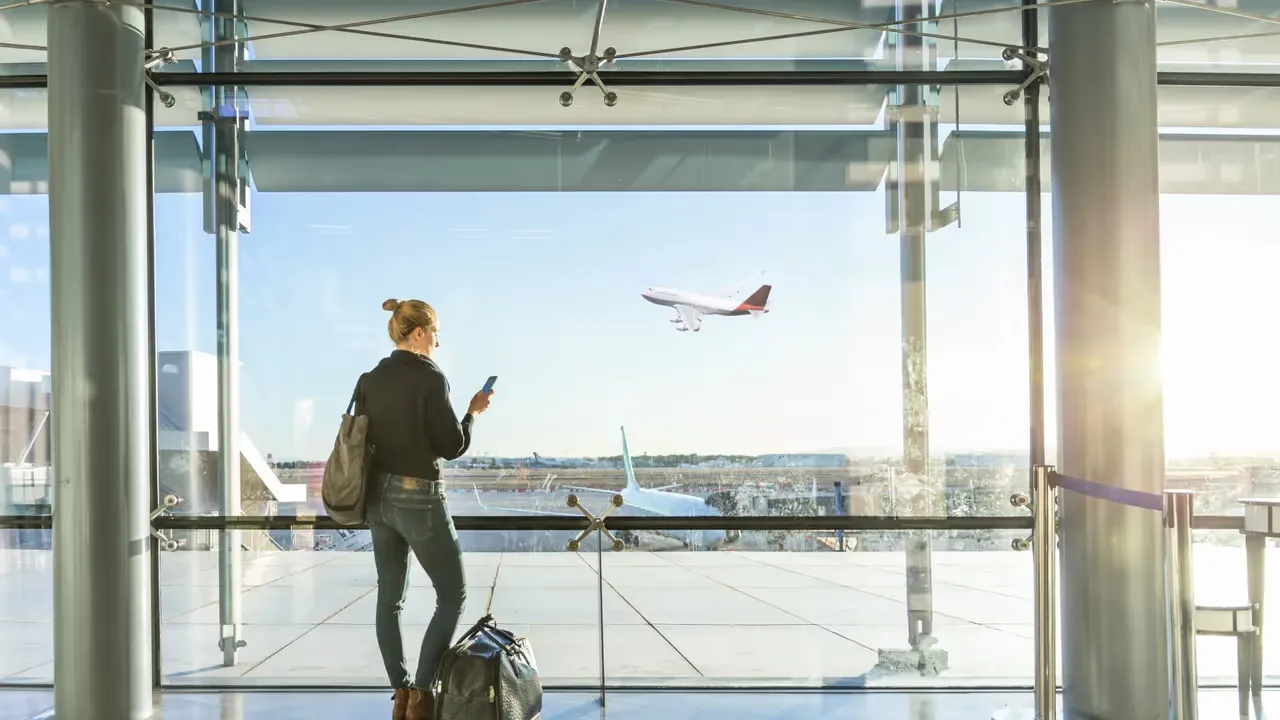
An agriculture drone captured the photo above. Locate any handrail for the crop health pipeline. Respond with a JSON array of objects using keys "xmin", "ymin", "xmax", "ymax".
[{"xmin": 0, "ymin": 512, "xmax": 1248, "ymax": 532}]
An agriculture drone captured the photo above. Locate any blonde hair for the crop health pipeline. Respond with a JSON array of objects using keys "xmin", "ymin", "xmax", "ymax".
[{"xmin": 382, "ymin": 298, "xmax": 438, "ymax": 345}]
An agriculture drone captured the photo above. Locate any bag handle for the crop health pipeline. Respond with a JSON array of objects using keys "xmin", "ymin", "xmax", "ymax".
[
  {"xmin": 461, "ymin": 613, "xmax": 495, "ymax": 640},
  {"xmin": 346, "ymin": 373, "xmax": 367, "ymax": 416},
  {"xmin": 462, "ymin": 614, "xmax": 516, "ymax": 644}
]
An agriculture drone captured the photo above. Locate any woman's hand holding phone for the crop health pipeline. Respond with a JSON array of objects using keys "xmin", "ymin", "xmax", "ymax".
[
  {"xmin": 468, "ymin": 391, "xmax": 492, "ymax": 415},
  {"xmin": 469, "ymin": 376, "xmax": 496, "ymax": 416}
]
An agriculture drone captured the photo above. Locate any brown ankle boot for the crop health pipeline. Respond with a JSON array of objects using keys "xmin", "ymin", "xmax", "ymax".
[
  {"xmin": 392, "ymin": 688, "xmax": 411, "ymax": 720},
  {"xmin": 405, "ymin": 688, "xmax": 434, "ymax": 720}
]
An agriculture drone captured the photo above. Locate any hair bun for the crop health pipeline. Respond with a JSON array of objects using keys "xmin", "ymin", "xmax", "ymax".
[{"xmin": 382, "ymin": 298, "xmax": 399, "ymax": 312}]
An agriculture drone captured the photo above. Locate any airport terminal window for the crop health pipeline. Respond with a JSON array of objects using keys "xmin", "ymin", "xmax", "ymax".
[
  {"xmin": 1033, "ymin": 84, "xmax": 1280, "ymax": 686},
  {"xmin": 0, "ymin": 88, "xmax": 52, "ymax": 685},
  {"xmin": 150, "ymin": 84, "xmax": 1031, "ymax": 531},
  {"xmin": 1036, "ymin": 85, "xmax": 1280, "ymax": 515},
  {"xmin": 147, "ymin": 0, "xmax": 1025, "ymax": 75},
  {"xmin": 140, "ymin": 81, "xmax": 1048, "ymax": 690},
  {"xmin": 5, "ymin": 0, "xmax": 1280, "ymax": 699}
]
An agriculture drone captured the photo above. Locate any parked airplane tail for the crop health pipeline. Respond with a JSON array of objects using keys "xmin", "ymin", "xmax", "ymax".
[
  {"xmin": 737, "ymin": 284, "xmax": 772, "ymax": 311},
  {"xmin": 620, "ymin": 426, "xmax": 640, "ymax": 492}
]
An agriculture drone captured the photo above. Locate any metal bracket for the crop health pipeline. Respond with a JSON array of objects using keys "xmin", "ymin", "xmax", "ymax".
[
  {"xmin": 1009, "ymin": 491, "xmax": 1033, "ymax": 551},
  {"xmin": 558, "ymin": 46, "xmax": 619, "ymax": 108},
  {"xmin": 1010, "ymin": 467, "xmax": 1061, "ymax": 551},
  {"xmin": 217, "ymin": 631, "xmax": 247, "ymax": 652},
  {"xmin": 149, "ymin": 494, "xmax": 184, "ymax": 552},
  {"xmin": 144, "ymin": 48, "xmax": 178, "ymax": 108},
  {"xmin": 1001, "ymin": 47, "xmax": 1048, "ymax": 106},
  {"xmin": 932, "ymin": 203, "xmax": 961, "ymax": 231},
  {"xmin": 565, "ymin": 493, "xmax": 625, "ymax": 551}
]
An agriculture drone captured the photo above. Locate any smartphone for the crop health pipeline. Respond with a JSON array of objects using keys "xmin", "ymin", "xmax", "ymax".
[{"xmin": 481, "ymin": 375, "xmax": 498, "ymax": 394}]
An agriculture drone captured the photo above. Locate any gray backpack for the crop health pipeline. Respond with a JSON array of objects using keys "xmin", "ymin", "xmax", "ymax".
[{"xmin": 322, "ymin": 374, "xmax": 373, "ymax": 526}]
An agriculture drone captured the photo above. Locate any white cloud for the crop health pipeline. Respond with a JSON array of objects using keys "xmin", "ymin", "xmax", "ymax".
[{"xmin": 9, "ymin": 266, "xmax": 29, "ymax": 283}]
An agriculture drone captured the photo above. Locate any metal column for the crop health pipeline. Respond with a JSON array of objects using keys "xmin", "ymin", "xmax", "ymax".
[
  {"xmin": 204, "ymin": 0, "xmax": 247, "ymax": 667},
  {"xmin": 1032, "ymin": 467, "xmax": 1058, "ymax": 720},
  {"xmin": 48, "ymin": 0, "xmax": 154, "ymax": 717},
  {"xmin": 1049, "ymin": 0, "xmax": 1168, "ymax": 715},
  {"xmin": 890, "ymin": 0, "xmax": 944, "ymax": 672},
  {"xmin": 1165, "ymin": 490, "xmax": 1198, "ymax": 720}
]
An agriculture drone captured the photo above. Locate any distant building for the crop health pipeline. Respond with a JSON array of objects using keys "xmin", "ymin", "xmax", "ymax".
[
  {"xmin": 0, "ymin": 366, "xmax": 52, "ymax": 515},
  {"xmin": 1, "ymin": 354, "xmax": 307, "ymax": 546},
  {"xmin": 754, "ymin": 453, "xmax": 850, "ymax": 468}
]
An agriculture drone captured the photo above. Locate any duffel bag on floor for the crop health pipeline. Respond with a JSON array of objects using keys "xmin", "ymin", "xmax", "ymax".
[{"xmin": 434, "ymin": 613, "xmax": 542, "ymax": 720}]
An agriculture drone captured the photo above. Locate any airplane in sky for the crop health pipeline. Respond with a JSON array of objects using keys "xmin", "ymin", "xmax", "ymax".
[
  {"xmin": 642, "ymin": 283, "xmax": 772, "ymax": 332},
  {"xmin": 475, "ymin": 427, "xmax": 740, "ymax": 550}
]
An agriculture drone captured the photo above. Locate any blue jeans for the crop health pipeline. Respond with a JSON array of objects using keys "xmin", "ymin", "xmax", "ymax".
[{"xmin": 367, "ymin": 473, "xmax": 467, "ymax": 690}]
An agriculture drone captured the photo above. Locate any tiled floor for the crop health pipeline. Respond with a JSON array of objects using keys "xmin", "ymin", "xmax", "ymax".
[
  {"xmin": 0, "ymin": 688, "xmax": 1274, "ymax": 720},
  {"xmin": 1, "ymin": 544, "xmax": 1276, "ymax": 687}
]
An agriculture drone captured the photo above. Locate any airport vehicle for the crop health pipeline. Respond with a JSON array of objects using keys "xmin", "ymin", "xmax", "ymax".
[
  {"xmin": 475, "ymin": 427, "xmax": 741, "ymax": 550},
  {"xmin": 641, "ymin": 283, "xmax": 771, "ymax": 332}
]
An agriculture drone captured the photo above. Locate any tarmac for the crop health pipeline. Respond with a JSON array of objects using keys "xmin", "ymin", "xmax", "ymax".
[{"xmin": 1, "ymin": 537, "xmax": 1276, "ymax": 688}]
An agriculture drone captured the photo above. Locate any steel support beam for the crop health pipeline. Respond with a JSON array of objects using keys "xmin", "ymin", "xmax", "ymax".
[
  {"xmin": 204, "ymin": 0, "xmax": 247, "ymax": 668},
  {"xmin": 48, "ymin": 0, "xmax": 154, "ymax": 717},
  {"xmin": 888, "ymin": 0, "xmax": 944, "ymax": 676},
  {"xmin": 1049, "ymin": 0, "xmax": 1169, "ymax": 716}
]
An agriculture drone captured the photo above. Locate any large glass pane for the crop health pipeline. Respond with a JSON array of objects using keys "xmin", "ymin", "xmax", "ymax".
[
  {"xmin": 1028, "ymin": 0, "xmax": 1280, "ymax": 74},
  {"xmin": 606, "ymin": 527, "xmax": 1040, "ymax": 687},
  {"xmin": 1158, "ymin": 84, "xmax": 1280, "ymax": 689},
  {"xmin": 158, "ymin": 525, "xmax": 602, "ymax": 686},
  {"xmin": 1036, "ymin": 83, "xmax": 1280, "ymax": 687},
  {"xmin": 1191, "ymin": 530, "xmax": 1280, "ymax": 685},
  {"xmin": 0, "ymin": 528, "xmax": 52, "ymax": 683},
  {"xmin": 0, "ymin": 5, "xmax": 45, "ymax": 74},
  {"xmin": 152, "ymin": 80, "xmax": 1028, "ymax": 689},
  {"xmin": 146, "ymin": 0, "xmax": 1023, "ymax": 75},
  {"xmin": 152, "ymin": 81, "xmax": 1026, "ymax": 521},
  {"xmin": 1154, "ymin": 0, "xmax": 1280, "ymax": 74},
  {"xmin": 0, "ymin": 87, "xmax": 51, "ymax": 522},
  {"xmin": 0, "ymin": 86, "xmax": 51, "ymax": 687}
]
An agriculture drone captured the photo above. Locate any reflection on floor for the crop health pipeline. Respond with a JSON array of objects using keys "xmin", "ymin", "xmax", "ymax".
[
  {"xmin": 0, "ymin": 688, "xmax": 1275, "ymax": 720},
  {"xmin": 1, "ymin": 544, "xmax": 1276, "ymax": 686}
]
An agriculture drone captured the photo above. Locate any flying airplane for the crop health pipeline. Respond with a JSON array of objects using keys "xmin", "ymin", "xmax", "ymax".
[
  {"xmin": 642, "ymin": 283, "xmax": 772, "ymax": 332},
  {"xmin": 474, "ymin": 427, "xmax": 741, "ymax": 550}
]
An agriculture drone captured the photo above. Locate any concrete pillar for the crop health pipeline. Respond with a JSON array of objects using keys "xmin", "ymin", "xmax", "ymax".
[
  {"xmin": 47, "ymin": 1, "xmax": 153, "ymax": 718},
  {"xmin": 1049, "ymin": 0, "xmax": 1168, "ymax": 716}
]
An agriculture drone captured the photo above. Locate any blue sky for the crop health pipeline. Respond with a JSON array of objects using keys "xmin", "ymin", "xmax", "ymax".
[{"xmin": 1, "ymin": 174, "xmax": 1278, "ymax": 461}]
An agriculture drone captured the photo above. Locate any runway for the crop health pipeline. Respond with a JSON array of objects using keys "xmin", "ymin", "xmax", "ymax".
[{"xmin": 296, "ymin": 486, "xmax": 1008, "ymax": 554}]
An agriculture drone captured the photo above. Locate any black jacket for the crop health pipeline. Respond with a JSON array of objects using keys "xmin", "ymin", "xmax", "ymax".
[{"xmin": 357, "ymin": 349, "xmax": 473, "ymax": 480}]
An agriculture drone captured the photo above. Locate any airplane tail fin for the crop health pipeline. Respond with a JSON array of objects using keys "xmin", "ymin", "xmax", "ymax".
[
  {"xmin": 737, "ymin": 284, "xmax": 772, "ymax": 311},
  {"xmin": 621, "ymin": 426, "xmax": 640, "ymax": 492}
]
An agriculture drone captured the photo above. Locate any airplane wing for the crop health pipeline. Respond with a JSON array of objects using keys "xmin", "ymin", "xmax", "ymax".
[
  {"xmin": 471, "ymin": 485, "xmax": 580, "ymax": 517},
  {"xmin": 560, "ymin": 485, "xmax": 620, "ymax": 496},
  {"xmin": 673, "ymin": 304, "xmax": 703, "ymax": 331},
  {"xmin": 651, "ymin": 484, "xmax": 683, "ymax": 492},
  {"xmin": 471, "ymin": 484, "xmax": 624, "ymax": 518}
]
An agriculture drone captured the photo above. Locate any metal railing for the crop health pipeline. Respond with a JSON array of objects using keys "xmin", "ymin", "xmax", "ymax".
[
  {"xmin": 1016, "ymin": 467, "xmax": 1201, "ymax": 720},
  {"xmin": 0, "ymin": 498, "xmax": 1243, "ymax": 700},
  {"xmin": 0, "ymin": 512, "xmax": 1247, "ymax": 532}
]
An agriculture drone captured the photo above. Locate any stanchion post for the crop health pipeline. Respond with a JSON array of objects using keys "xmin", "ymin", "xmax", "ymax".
[
  {"xmin": 1032, "ymin": 465, "xmax": 1058, "ymax": 720},
  {"xmin": 1165, "ymin": 489, "xmax": 1198, "ymax": 720},
  {"xmin": 566, "ymin": 493, "xmax": 624, "ymax": 709}
]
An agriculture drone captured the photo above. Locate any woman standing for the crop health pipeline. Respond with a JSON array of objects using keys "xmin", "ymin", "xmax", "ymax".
[{"xmin": 357, "ymin": 298, "xmax": 493, "ymax": 720}]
